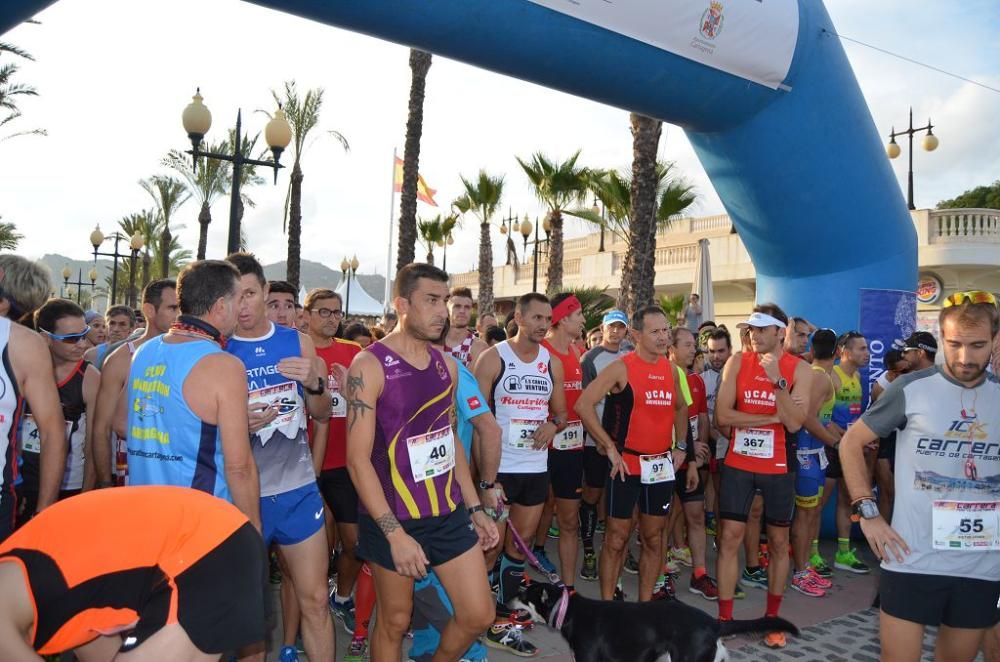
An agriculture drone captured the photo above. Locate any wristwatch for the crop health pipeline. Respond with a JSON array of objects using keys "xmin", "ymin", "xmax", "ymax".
[
  {"xmin": 468, "ymin": 504, "xmax": 485, "ymax": 516},
  {"xmin": 478, "ymin": 480, "xmax": 495, "ymax": 490},
  {"xmin": 852, "ymin": 498, "xmax": 879, "ymax": 521},
  {"xmin": 304, "ymin": 377, "xmax": 325, "ymax": 395},
  {"xmin": 772, "ymin": 377, "xmax": 788, "ymax": 391}
]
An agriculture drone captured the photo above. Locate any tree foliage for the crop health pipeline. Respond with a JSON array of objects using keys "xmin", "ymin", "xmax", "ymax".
[{"xmin": 938, "ymin": 180, "xmax": 1000, "ymax": 210}]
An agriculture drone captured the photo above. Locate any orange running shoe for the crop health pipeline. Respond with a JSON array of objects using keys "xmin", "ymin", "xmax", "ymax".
[{"xmin": 764, "ymin": 631, "xmax": 787, "ymax": 649}]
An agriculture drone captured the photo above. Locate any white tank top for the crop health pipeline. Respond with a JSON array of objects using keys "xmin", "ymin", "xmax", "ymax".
[
  {"xmin": 493, "ymin": 340, "xmax": 553, "ymax": 474},
  {"xmin": 0, "ymin": 318, "xmax": 20, "ymax": 494}
]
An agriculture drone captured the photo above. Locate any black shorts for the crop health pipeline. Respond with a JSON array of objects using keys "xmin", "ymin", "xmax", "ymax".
[
  {"xmin": 548, "ymin": 449, "xmax": 583, "ymax": 500},
  {"xmin": 718, "ymin": 464, "xmax": 795, "ymax": 527},
  {"xmin": 497, "ymin": 472, "xmax": 549, "ymax": 507},
  {"xmin": 583, "ymin": 446, "xmax": 609, "ymax": 489},
  {"xmin": 318, "ymin": 467, "xmax": 359, "ymax": 524},
  {"xmin": 676, "ymin": 466, "xmax": 706, "ymax": 503},
  {"xmin": 357, "ymin": 505, "xmax": 478, "ymax": 572},
  {"xmin": 0, "ymin": 487, "xmax": 14, "ymax": 543},
  {"xmin": 880, "ymin": 569, "xmax": 1000, "ymax": 629},
  {"xmin": 824, "ymin": 446, "xmax": 843, "ymax": 479},
  {"xmin": 606, "ymin": 475, "xmax": 674, "ymax": 519}
]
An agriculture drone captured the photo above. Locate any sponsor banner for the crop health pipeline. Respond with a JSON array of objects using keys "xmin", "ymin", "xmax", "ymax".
[
  {"xmin": 917, "ymin": 273, "xmax": 943, "ymax": 304},
  {"xmin": 859, "ymin": 288, "xmax": 916, "ymax": 406},
  {"xmin": 524, "ymin": 0, "xmax": 799, "ymax": 90}
]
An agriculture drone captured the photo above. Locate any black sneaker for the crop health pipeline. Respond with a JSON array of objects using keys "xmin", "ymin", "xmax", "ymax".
[
  {"xmin": 613, "ymin": 585, "xmax": 626, "ymax": 601},
  {"xmin": 495, "ymin": 602, "xmax": 533, "ymax": 630},
  {"xmin": 485, "ymin": 623, "xmax": 538, "ymax": 657}
]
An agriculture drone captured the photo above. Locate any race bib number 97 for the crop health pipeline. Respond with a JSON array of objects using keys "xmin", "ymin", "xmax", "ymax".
[
  {"xmin": 932, "ymin": 501, "xmax": 1000, "ymax": 551},
  {"xmin": 640, "ymin": 453, "xmax": 675, "ymax": 485}
]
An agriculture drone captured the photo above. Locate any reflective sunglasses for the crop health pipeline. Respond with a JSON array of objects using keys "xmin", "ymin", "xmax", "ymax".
[
  {"xmin": 45, "ymin": 326, "xmax": 92, "ymax": 344},
  {"xmin": 943, "ymin": 290, "xmax": 998, "ymax": 308}
]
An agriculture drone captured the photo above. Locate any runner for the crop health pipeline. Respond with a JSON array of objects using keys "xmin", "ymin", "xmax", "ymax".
[
  {"xmin": 901, "ymin": 331, "xmax": 936, "ymax": 371},
  {"xmin": 87, "ymin": 279, "xmax": 177, "ymax": 489},
  {"xmin": 530, "ymin": 293, "xmax": 586, "ymax": 587},
  {"xmin": 345, "ymin": 263, "xmax": 498, "ymax": 662},
  {"xmin": 669, "ymin": 326, "xmax": 718, "ymax": 600},
  {"xmin": 0, "ymin": 486, "xmax": 267, "ymax": 660},
  {"xmin": 870, "ymin": 348, "xmax": 910, "ymax": 523},
  {"xmin": 474, "ymin": 291, "xmax": 566, "ymax": 656},
  {"xmin": 83, "ymin": 305, "xmax": 136, "ymax": 368},
  {"xmin": 789, "ymin": 328, "xmax": 838, "ymax": 597},
  {"xmin": 225, "ymin": 252, "xmax": 335, "ymax": 662},
  {"xmin": 841, "ymin": 291, "xmax": 1000, "ymax": 662},
  {"xmin": 0, "ymin": 256, "xmax": 65, "ymax": 541},
  {"xmin": 823, "ymin": 330, "xmax": 872, "ymax": 575},
  {"xmin": 303, "ymin": 288, "xmax": 364, "ymax": 638},
  {"xmin": 14, "ymin": 299, "xmax": 98, "ymax": 524},
  {"xmin": 267, "ymin": 280, "xmax": 300, "ymax": 329},
  {"xmin": 703, "ymin": 327, "xmax": 733, "ymax": 538},
  {"xmin": 83, "ymin": 310, "xmax": 106, "ymax": 348},
  {"xmin": 445, "ymin": 286, "xmax": 487, "ymax": 368},
  {"xmin": 578, "ymin": 309, "xmax": 629, "ymax": 581},
  {"xmin": 576, "ymin": 305, "xmax": 696, "ymax": 602},
  {"xmin": 476, "ymin": 312, "xmax": 498, "ymax": 338},
  {"xmin": 715, "ymin": 304, "xmax": 811, "ymax": 649}
]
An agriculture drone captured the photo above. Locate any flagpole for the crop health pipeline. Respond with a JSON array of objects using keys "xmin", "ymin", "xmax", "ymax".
[{"xmin": 384, "ymin": 148, "xmax": 397, "ymax": 312}]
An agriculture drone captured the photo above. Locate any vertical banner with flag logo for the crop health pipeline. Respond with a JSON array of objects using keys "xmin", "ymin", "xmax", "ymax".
[{"xmin": 858, "ymin": 288, "xmax": 916, "ymax": 406}]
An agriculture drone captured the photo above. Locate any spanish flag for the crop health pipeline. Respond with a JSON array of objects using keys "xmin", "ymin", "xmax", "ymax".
[{"xmin": 393, "ymin": 156, "xmax": 438, "ymax": 207}]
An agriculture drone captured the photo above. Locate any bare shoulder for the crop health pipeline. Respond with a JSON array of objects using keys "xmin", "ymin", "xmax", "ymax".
[{"xmin": 9, "ymin": 322, "xmax": 45, "ymax": 353}]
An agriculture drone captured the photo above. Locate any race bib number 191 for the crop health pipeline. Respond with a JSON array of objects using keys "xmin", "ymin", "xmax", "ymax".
[
  {"xmin": 932, "ymin": 501, "xmax": 1000, "ymax": 551},
  {"xmin": 553, "ymin": 422, "xmax": 584, "ymax": 451}
]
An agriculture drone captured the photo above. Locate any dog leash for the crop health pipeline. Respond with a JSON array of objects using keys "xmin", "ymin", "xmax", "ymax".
[{"xmin": 507, "ymin": 523, "xmax": 571, "ymax": 629}]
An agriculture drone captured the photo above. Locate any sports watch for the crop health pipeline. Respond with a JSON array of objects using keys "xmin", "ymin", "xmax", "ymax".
[
  {"xmin": 852, "ymin": 498, "xmax": 879, "ymax": 520},
  {"xmin": 772, "ymin": 377, "xmax": 788, "ymax": 391},
  {"xmin": 478, "ymin": 480, "xmax": 495, "ymax": 490}
]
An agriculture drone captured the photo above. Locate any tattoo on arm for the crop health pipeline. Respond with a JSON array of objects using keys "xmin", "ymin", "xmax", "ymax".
[
  {"xmin": 375, "ymin": 512, "xmax": 401, "ymax": 536},
  {"xmin": 346, "ymin": 371, "xmax": 373, "ymax": 432}
]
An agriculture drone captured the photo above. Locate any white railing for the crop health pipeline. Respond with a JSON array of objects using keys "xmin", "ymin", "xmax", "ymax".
[
  {"xmin": 928, "ymin": 208, "xmax": 1000, "ymax": 243},
  {"xmin": 451, "ymin": 271, "xmax": 478, "ymax": 288},
  {"xmin": 613, "ymin": 244, "xmax": 698, "ymax": 272}
]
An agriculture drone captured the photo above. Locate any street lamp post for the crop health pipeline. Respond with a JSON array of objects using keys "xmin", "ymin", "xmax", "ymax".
[
  {"xmin": 181, "ymin": 89, "xmax": 293, "ymax": 255},
  {"xmin": 340, "ymin": 255, "xmax": 359, "ymax": 318},
  {"xmin": 91, "ymin": 226, "xmax": 144, "ymax": 306},
  {"xmin": 126, "ymin": 231, "xmax": 145, "ymax": 308},
  {"xmin": 61, "ymin": 266, "xmax": 97, "ymax": 304},
  {"xmin": 592, "ymin": 196, "xmax": 606, "ymax": 252},
  {"xmin": 519, "ymin": 215, "xmax": 533, "ymax": 268},
  {"xmin": 529, "ymin": 215, "xmax": 551, "ymax": 293},
  {"xmin": 887, "ymin": 108, "xmax": 939, "ymax": 211},
  {"xmin": 499, "ymin": 207, "xmax": 518, "ymax": 265}
]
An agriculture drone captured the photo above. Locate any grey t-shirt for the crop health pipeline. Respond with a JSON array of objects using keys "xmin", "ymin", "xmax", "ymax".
[
  {"xmin": 862, "ymin": 366, "xmax": 1000, "ymax": 580},
  {"xmin": 580, "ymin": 345, "xmax": 623, "ymax": 448}
]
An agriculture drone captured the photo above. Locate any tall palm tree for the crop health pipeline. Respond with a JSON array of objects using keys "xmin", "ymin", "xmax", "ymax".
[
  {"xmin": 457, "ymin": 171, "xmax": 504, "ymax": 315},
  {"xmin": 0, "ymin": 41, "xmax": 45, "ymax": 143},
  {"xmin": 621, "ymin": 114, "xmax": 662, "ymax": 314},
  {"xmin": 516, "ymin": 150, "xmax": 591, "ymax": 295},
  {"xmin": 0, "ymin": 218, "xmax": 23, "ymax": 250},
  {"xmin": 271, "ymin": 80, "xmax": 349, "ymax": 289},
  {"xmin": 163, "ymin": 142, "xmax": 229, "ymax": 260},
  {"xmin": 140, "ymin": 176, "xmax": 190, "ymax": 280},
  {"xmin": 417, "ymin": 214, "xmax": 458, "ymax": 266},
  {"xmin": 396, "ymin": 49, "xmax": 433, "ymax": 271}
]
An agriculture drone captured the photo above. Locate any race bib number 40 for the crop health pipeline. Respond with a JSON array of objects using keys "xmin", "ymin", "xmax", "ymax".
[
  {"xmin": 406, "ymin": 427, "xmax": 455, "ymax": 483},
  {"xmin": 733, "ymin": 427, "xmax": 775, "ymax": 459},
  {"xmin": 507, "ymin": 418, "xmax": 546, "ymax": 451},
  {"xmin": 640, "ymin": 453, "xmax": 675, "ymax": 485},
  {"xmin": 932, "ymin": 501, "xmax": 1000, "ymax": 551},
  {"xmin": 553, "ymin": 422, "xmax": 584, "ymax": 451}
]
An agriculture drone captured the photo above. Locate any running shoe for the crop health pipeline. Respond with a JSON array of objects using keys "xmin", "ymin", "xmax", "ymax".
[
  {"xmin": 734, "ymin": 584, "xmax": 747, "ymax": 600},
  {"xmin": 580, "ymin": 552, "xmax": 598, "ymax": 581},
  {"xmin": 485, "ymin": 623, "xmax": 538, "ymax": 657},
  {"xmin": 651, "ymin": 584, "xmax": 676, "ymax": 601},
  {"xmin": 763, "ymin": 631, "xmax": 787, "ymax": 649},
  {"xmin": 534, "ymin": 549, "xmax": 557, "ymax": 576},
  {"xmin": 547, "ymin": 524, "xmax": 560, "ymax": 539},
  {"xmin": 663, "ymin": 556, "xmax": 681, "ymax": 576},
  {"xmin": 705, "ymin": 513, "xmax": 718, "ymax": 537},
  {"xmin": 689, "ymin": 574, "xmax": 719, "ymax": 600},
  {"xmin": 670, "ymin": 547, "xmax": 693, "ymax": 568},
  {"xmin": 791, "ymin": 571, "xmax": 826, "ymax": 597},
  {"xmin": 807, "ymin": 566, "xmax": 833, "ymax": 589},
  {"xmin": 623, "ymin": 549, "xmax": 639, "ymax": 574},
  {"xmin": 596, "ymin": 520, "xmax": 606, "ymax": 534},
  {"xmin": 739, "ymin": 567, "xmax": 768, "ymax": 590},
  {"xmin": 279, "ymin": 645, "xmax": 299, "ymax": 662},
  {"xmin": 613, "ymin": 581, "xmax": 627, "ymax": 601},
  {"xmin": 810, "ymin": 553, "xmax": 833, "ymax": 578},
  {"xmin": 758, "ymin": 544, "xmax": 770, "ymax": 570},
  {"xmin": 330, "ymin": 596, "xmax": 356, "ymax": 635},
  {"xmin": 343, "ymin": 636, "xmax": 368, "ymax": 662},
  {"xmin": 496, "ymin": 602, "xmax": 534, "ymax": 629},
  {"xmin": 653, "ymin": 573, "xmax": 676, "ymax": 598},
  {"xmin": 834, "ymin": 548, "xmax": 870, "ymax": 574}
]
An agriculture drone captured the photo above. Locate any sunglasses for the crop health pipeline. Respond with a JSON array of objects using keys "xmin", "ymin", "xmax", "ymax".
[
  {"xmin": 836, "ymin": 330, "xmax": 864, "ymax": 348},
  {"xmin": 943, "ymin": 290, "xmax": 998, "ymax": 308},
  {"xmin": 45, "ymin": 326, "xmax": 92, "ymax": 344}
]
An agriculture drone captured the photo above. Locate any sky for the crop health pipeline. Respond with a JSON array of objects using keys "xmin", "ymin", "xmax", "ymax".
[{"xmin": 1, "ymin": 0, "xmax": 998, "ymax": 284}]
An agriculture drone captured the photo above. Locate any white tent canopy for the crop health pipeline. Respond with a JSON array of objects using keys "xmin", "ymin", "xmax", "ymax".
[
  {"xmin": 337, "ymin": 277, "xmax": 384, "ymax": 317},
  {"xmin": 691, "ymin": 238, "xmax": 715, "ymax": 324}
]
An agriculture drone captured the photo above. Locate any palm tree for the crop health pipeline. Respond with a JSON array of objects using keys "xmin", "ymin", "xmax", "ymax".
[
  {"xmin": 140, "ymin": 176, "xmax": 190, "ymax": 279},
  {"xmin": 417, "ymin": 214, "xmax": 458, "ymax": 266},
  {"xmin": 163, "ymin": 142, "xmax": 229, "ymax": 260},
  {"xmin": 560, "ymin": 286, "xmax": 615, "ymax": 331},
  {"xmin": 271, "ymin": 80, "xmax": 349, "ymax": 289},
  {"xmin": 457, "ymin": 171, "xmax": 504, "ymax": 315},
  {"xmin": 0, "ymin": 218, "xmax": 23, "ymax": 250},
  {"xmin": 119, "ymin": 211, "xmax": 160, "ymax": 286},
  {"xmin": 516, "ymin": 151, "xmax": 591, "ymax": 295},
  {"xmin": 396, "ymin": 49, "xmax": 433, "ymax": 271},
  {"xmin": 0, "ymin": 41, "xmax": 45, "ymax": 143}
]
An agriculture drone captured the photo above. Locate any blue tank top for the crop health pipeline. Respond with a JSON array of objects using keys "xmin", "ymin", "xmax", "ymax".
[
  {"xmin": 226, "ymin": 323, "xmax": 315, "ymax": 497},
  {"xmin": 94, "ymin": 343, "xmax": 111, "ymax": 368},
  {"xmin": 126, "ymin": 335, "xmax": 230, "ymax": 500}
]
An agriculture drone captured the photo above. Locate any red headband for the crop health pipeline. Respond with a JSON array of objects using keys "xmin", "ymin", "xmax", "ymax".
[{"xmin": 552, "ymin": 295, "xmax": 582, "ymax": 325}]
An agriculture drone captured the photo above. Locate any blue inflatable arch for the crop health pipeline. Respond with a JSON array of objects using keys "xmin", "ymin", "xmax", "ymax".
[{"xmin": 2, "ymin": 0, "xmax": 915, "ymax": 331}]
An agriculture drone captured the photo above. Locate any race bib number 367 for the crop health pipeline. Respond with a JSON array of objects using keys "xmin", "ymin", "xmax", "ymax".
[
  {"xmin": 733, "ymin": 427, "xmax": 775, "ymax": 459},
  {"xmin": 932, "ymin": 501, "xmax": 1000, "ymax": 551}
]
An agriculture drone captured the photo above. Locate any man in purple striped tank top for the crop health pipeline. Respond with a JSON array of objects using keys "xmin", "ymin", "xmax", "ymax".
[{"xmin": 346, "ymin": 263, "xmax": 498, "ymax": 662}]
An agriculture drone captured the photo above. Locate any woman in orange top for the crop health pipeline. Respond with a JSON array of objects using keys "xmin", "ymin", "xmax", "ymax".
[{"xmin": 0, "ymin": 486, "xmax": 267, "ymax": 660}]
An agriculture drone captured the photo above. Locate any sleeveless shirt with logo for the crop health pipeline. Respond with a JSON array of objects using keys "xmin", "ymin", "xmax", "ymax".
[
  {"xmin": 542, "ymin": 339, "xmax": 584, "ymax": 452},
  {"xmin": 797, "ymin": 365, "xmax": 836, "ymax": 469},
  {"xmin": 832, "ymin": 364, "xmax": 864, "ymax": 430},
  {"xmin": 726, "ymin": 352, "xmax": 799, "ymax": 475},
  {"xmin": 312, "ymin": 338, "xmax": 362, "ymax": 471},
  {"xmin": 492, "ymin": 341, "xmax": 554, "ymax": 474},
  {"xmin": 603, "ymin": 353, "xmax": 677, "ymax": 476},
  {"xmin": 446, "ymin": 330, "xmax": 476, "ymax": 368},
  {"xmin": 366, "ymin": 342, "xmax": 460, "ymax": 521}
]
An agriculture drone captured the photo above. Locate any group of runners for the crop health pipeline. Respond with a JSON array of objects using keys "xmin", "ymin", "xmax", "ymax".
[{"xmin": 0, "ymin": 251, "xmax": 996, "ymax": 662}]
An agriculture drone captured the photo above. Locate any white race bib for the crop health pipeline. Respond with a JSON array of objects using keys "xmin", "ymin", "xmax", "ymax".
[
  {"xmin": 330, "ymin": 391, "xmax": 346, "ymax": 418},
  {"xmin": 932, "ymin": 500, "xmax": 1000, "ymax": 551},
  {"xmin": 640, "ymin": 453, "xmax": 675, "ymax": 485},
  {"xmin": 249, "ymin": 381, "xmax": 301, "ymax": 444},
  {"xmin": 507, "ymin": 418, "xmax": 546, "ymax": 451},
  {"xmin": 406, "ymin": 427, "xmax": 455, "ymax": 482},
  {"xmin": 19, "ymin": 414, "xmax": 40, "ymax": 454},
  {"xmin": 689, "ymin": 416, "xmax": 699, "ymax": 442},
  {"xmin": 553, "ymin": 422, "xmax": 584, "ymax": 451},
  {"xmin": 733, "ymin": 427, "xmax": 775, "ymax": 459}
]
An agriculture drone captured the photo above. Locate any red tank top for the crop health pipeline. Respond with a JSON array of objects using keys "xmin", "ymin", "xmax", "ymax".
[
  {"xmin": 725, "ymin": 352, "xmax": 799, "ymax": 474},
  {"xmin": 617, "ymin": 352, "xmax": 676, "ymax": 474},
  {"xmin": 312, "ymin": 338, "xmax": 362, "ymax": 470},
  {"xmin": 542, "ymin": 339, "xmax": 585, "ymax": 451}
]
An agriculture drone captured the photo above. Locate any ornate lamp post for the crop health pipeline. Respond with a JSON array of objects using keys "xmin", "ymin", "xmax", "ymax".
[
  {"xmin": 340, "ymin": 255, "xmax": 359, "ymax": 317},
  {"xmin": 887, "ymin": 108, "xmax": 939, "ymax": 210},
  {"xmin": 62, "ymin": 266, "xmax": 97, "ymax": 304},
  {"xmin": 91, "ymin": 226, "xmax": 144, "ymax": 306}
]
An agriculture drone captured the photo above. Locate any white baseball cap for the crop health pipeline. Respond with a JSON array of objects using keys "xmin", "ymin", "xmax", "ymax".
[{"xmin": 736, "ymin": 312, "xmax": 787, "ymax": 329}]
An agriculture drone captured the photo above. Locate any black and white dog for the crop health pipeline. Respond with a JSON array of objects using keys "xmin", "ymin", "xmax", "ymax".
[{"xmin": 512, "ymin": 582, "xmax": 799, "ymax": 662}]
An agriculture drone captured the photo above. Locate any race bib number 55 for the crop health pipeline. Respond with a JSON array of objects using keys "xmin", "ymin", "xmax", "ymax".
[
  {"xmin": 733, "ymin": 427, "xmax": 774, "ymax": 459},
  {"xmin": 932, "ymin": 501, "xmax": 1000, "ymax": 551}
]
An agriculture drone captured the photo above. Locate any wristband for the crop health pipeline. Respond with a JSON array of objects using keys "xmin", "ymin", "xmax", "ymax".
[
  {"xmin": 468, "ymin": 504, "xmax": 485, "ymax": 516},
  {"xmin": 304, "ymin": 377, "xmax": 325, "ymax": 395}
]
